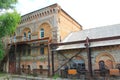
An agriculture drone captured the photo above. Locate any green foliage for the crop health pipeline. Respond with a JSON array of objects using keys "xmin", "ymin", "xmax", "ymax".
[
  {"xmin": 0, "ymin": 40, "xmax": 4, "ymax": 60},
  {"xmin": 0, "ymin": 11, "xmax": 20, "ymax": 60},
  {"xmin": 0, "ymin": 0, "xmax": 20, "ymax": 61},
  {"xmin": 0, "ymin": 11, "xmax": 21, "ymax": 38},
  {"xmin": 53, "ymin": 74, "xmax": 60, "ymax": 79},
  {"xmin": 0, "ymin": 0, "xmax": 17, "ymax": 10}
]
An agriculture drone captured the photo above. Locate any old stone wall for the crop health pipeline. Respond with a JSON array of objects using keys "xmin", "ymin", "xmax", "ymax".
[{"xmin": 56, "ymin": 45, "xmax": 120, "ymax": 75}]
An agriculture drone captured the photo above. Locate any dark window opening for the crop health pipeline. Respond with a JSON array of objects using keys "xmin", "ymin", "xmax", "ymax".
[
  {"xmin": 24, "ymin": 32, "xmax": 26, "ymax": 40},
  {"xmin": 22, "ymin": 48, "xmax": 26, "ymax": 56},
  {"xmin": 27, "ymin": 45, "xmax": 31, "ymax": 56},
  {"xmin": 39, "ymin": 65, "xmax": 43, "ymax": 74},
  {"xmin": 99, "ymin": 60, "xmax": 105, "ymax": 70},
  {"xmin": 28, "ymin": 65, "xmax": 30, "ymax": 69},
  {"xmin": 22, "ymin": 65, "xmax": 24, "ymax": 73},
  {"xmin": 40, "ymin": 44, "xmax": 44, "ymax": 55},
  {"xmin": 28, "ymin": 31, "xmax": 31, "ymax": 40},
  {"xmin": 39, "ymin": 65, "xmax": 43, "ymax": 69}
]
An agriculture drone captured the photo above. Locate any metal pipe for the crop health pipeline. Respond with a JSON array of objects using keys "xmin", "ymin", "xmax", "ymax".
[{"xmin": 85, "ymin": 37, "xmax": 93, "ymax": 80}]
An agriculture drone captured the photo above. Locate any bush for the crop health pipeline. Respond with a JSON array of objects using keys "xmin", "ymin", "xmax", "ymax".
[{"xmin": 53, "ymin": 74, "xmax": 60, "ymax": 79}]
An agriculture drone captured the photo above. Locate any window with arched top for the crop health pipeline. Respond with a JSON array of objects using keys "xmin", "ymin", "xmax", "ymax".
[
  {"xmin": 24, "ymin": 32, "xmax": 26, "ymax": 40},
  {"xmin": 99, "ymin": 60, "xmax": 105, "ymax": 70},
  {"xmin": 13, "ymin": 33, "xmax": 16, "ymax": 42},
  {"xmin": 28, "ymin": 31, "xmax": 31, "ymax": 40},
  {"xmin": 40, "ymin": 28, "xmax": 44, "ymax": 38}
]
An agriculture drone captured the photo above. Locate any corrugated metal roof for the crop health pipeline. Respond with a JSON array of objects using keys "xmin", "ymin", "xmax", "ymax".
[{"xmin": 57, "ymin": 24, "xmax": 120, "ymax": 50}]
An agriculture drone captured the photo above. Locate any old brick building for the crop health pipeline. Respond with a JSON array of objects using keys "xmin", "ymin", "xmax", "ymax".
[
  {"xmin": 1, "ymin": 3, "xmax": 120, "ymax": 80},
  {"xmin": 54, "ymin": 24, "xmax": 120, "ymax": 79},
  {"xmin": 1, "ymin": 3, "xmax": 82, "ymax": 76}
]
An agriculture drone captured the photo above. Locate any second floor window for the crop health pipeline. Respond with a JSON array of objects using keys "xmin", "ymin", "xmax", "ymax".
[
  {"xmin": 40, "ymin": 28, "xmax": 44, "ymax": 38},
  {"xmin": 24, "ymin": 32, "xmax": 26, "ymax": 40},
  {"xmin": 13, "ymin": 33, "xmax": 16, "ymax": 42},
  {"xmin": 28, "ymin": 31, "xmax": 31, "ymax": 40}
]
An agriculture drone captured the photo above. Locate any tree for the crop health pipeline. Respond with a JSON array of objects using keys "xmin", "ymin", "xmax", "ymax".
[
  {"xmin": 0, "ymin": 0, "xmax": 21, "ymax": 60},
  {"xmin": 0, "ymin": 11, "xmax": 20, "ymax": 38},
  {"xmin": 0, "ymin": 0, "xmax": 17, "ymax": 11}
]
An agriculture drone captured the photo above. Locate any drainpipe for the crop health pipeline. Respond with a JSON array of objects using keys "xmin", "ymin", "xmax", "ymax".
[{"xmin": 85, "ymin": 37, "xmax": 93, "ymax": 79}]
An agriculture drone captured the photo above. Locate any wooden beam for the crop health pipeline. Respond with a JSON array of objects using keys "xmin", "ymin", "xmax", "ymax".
[
  {"xmin": 50, "ymin": 36, "xmax": 120, "ymax": 46},
  {"xmin": 85, "ymin": 37, "xmax": 93, "ymax": 80},
  {"xmin": 54, "ymin": 49, "xmax": 83, "ymax": 73},
  {"xmin": 47, "ymin": 43, "xmax": 51, "ymax": 77}
]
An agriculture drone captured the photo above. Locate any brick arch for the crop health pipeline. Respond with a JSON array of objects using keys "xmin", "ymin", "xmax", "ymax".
[
  {"xmin": 73, "ymin": 55, "xmax": 86, "ymax": 64},
  {"xmin": 21, "ymin": 27, "xmax": 31, "ymax": 35},
  {"xmin": 22, "ymin": 27, "xmax": 31, "ymax": 32},
  {"xmin": 73, "ymin": 55, "xmax": 87, "ymax": 69},
  {"xmin": 38, "ymin": 22, "xmax": 52, "ymax": 39},
  {"xmin": 21, "ymin": 27, "xmax": 31, "ymax": 40},
  {"xmin": 38, "ymin": 21, "xmax": 53, "ymax": 29},
  {"xmin": 95, "ymin": 52, "xmax": 115, "ymax": 69},
  {"xmin": 75, "ymin": 55, "xmax": 85, "ymax": 61},
  {"xmin": 96, "ymin": 53, "xmax": 115, "ymax": 63}
]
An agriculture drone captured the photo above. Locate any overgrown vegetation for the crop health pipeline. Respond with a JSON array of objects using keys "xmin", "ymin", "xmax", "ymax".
[
  {"xmin": 0, "ymin": 0, "xmax": 21, "ymax": 60},
  {"xmin": 53, "ymin": 74, "xmax": 60, "ymax": 79}
]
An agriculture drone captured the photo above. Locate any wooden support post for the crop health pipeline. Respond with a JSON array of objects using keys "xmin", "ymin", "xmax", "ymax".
[
  {"xmin": 47, "ymin": 43, "xmax": 51, "ymax": 77},
  {"xmin": 14, "ymin": 44, "xmax": 17, "ymax": 74},
  {"xmin": 18, "ymin": 46, "xmax": 21, "ymax": 74},
  {"xmin": 51, "ymin": 50, "xmax": 54, "ymax": 76},
  {"xmin": 85, "ymin": 37, "xmax": 93, "ymax": 80}
]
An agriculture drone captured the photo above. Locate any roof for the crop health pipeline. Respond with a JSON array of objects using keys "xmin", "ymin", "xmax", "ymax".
[
  {"xmin": 20, "ymin": 3, "xmax": 82, "ymax": 28},
  {"xmin": 21, "ymin": 3, "xmax": 58, "ymax": 17},
  {"xmin": 57, "ymin": 24, "xmax": 120, "ymax": 50}
]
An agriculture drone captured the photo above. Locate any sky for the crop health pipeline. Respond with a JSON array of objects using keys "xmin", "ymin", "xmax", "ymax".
[{"xmin": 15, "ymin": 0, "xmax": 120, "ymax": 29}]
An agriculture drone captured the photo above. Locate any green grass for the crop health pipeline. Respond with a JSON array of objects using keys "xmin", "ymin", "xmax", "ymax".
[
  {"xmin": 53, "ymin": 74, "xmax": 60, "ymax": 79},
  {"xmin": 0, "ymin": 72, "xmax": 7, "ymax": 77}
]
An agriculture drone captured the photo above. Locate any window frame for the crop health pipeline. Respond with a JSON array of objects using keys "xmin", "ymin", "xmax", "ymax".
[
  {"xmin": 40, "ymin": 28, "xmax": 44, "ymax": 38},
  {"xmin": 23, "ymin": 32, "xmax": 27, "ymax": 40},
  {"xmin": 28, "ymin": 31, "xmax": 31, "ymax": 40},
  {"xmin": 40, "ymin": 44, "xmax": 44, "ymax": 55}
]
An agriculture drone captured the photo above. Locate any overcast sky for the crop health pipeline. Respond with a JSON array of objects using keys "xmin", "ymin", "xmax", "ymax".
[{"xmin": 15, "ymin": 0, "xmax": 120, "ymax": 29}]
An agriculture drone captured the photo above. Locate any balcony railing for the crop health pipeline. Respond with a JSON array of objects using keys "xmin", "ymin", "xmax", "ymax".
[
  {"xmin": 17, "ymin": 55, "xmax": 48, "ymax": 61},
  {"xmin": 8, "ymin": 36, "xmax": 33, "ymax": 44},
  {"xmin": 8, "ymin": 35, "xmax": 49, "ymax": 44}
]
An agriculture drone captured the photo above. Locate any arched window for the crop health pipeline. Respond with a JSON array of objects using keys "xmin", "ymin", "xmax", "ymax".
[
  {"xmin": 39, "ymin": 65, "xmax": 43, "ymax": 74},
  {"xmin": 24, "ymin": 32, "xmax": 26, "ymax": 40},
  {"xmin": 28, "ymin": 31, "xmax": 31, "ymax": 40},
  {"xmin": 99, "ymin": 60, "xmax": 105, "ymax": 70},
  {"xmin": 40, "ymin": 28, "xmax": 44, "ymax": 38},
  {"xmin": 13, "ymin": 33, "xmax": 16, "ymax": 42},
  {"xmin": 39, "ymin": 65, "xmax": 43, "ymax": 69}
]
